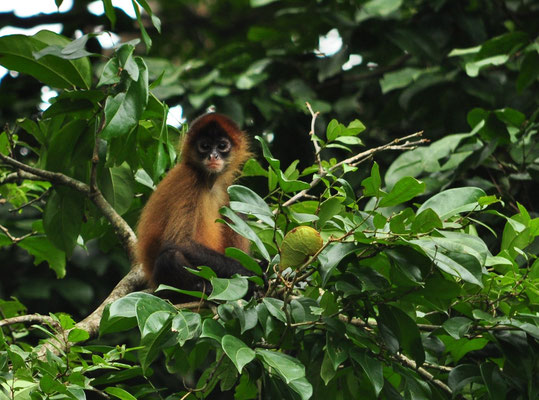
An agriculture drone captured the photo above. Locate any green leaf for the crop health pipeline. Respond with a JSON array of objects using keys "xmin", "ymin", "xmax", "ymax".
[
  {"xmin": 132, "ymin": 0, "xmax": 152, "ymax": 50},
  {"xmin": 411, "ymin": 208, "xmax": 443, "ymax": 233},
  {"xmin": 220, "ymin": 207, "xmax": 270, "ymax": 260},
  {"xmin": 351, "ymin": 350, "xmax": 384, "ymax": 396},
  {"xmin": 448, "ymin": 364, "xmax": 482, "ymax": 394},
  {"xmin": 443, "ymin": 317, "xmax": 472, "ymax": 339},
  {"xmin": 447, "ymin": 338, "xmax": 488, "ymax": 362},
  {"xmin": 377, "ymin": 304, "xmax": 425, "ymax": 365},
  {"xmin": 43, "ymin": 189, "xmax": 84, "ymax": 256},
  {"xmin": 208, "ymin": 276, "xmax": 249, "ymax": 301},
  {"xmin": 102, "ymin": 0, "xmax": 117, "ymax": 28},
  {"xmin": 255, "ymin": 136, "xmax": 310, "ymax": 193},
  {"xmin": 417, "ymin": 187, "xmax": 486, "ymax": 220},
  {"xmin": 255, "ymin": 350, "xmax": 314, "ymax": 399},
  {"xmin": 242, "ymin": 158, "xmax": 268, "ymax": 177},
  {"xmin": 287, "ymin": 377, "xmax": 313, "ymax": 400},
  {"xmin": 256, "ymin": 349, "xmax": 306, "ymax": 383},
  {"xmin": 34, "ymin": 34, "xmax": 97, "ymax": 60},
  {"xmin": 139, "ymin": 311, "xmax": 174, "ymax": 372},
  {"xmin": 101, "ymin": 57, "xmax": 148, "ymax": 139},
  {"xmin": 67, "ymin": 328, "xmax": 90, "ymax": 343},
  {"xmin": 262, "ymin": 297, "xmax": 287, "ymax": 323},
  {"xmin": 438, "ymin": 231, "xmax": 490, "ymax": 266},
  {"xmin": 360, "ymin": 0, "xmax": 403, "ymax": 18},
  {"xmin": 317, "ymin": 197, "xmax": 343, "ymax": 228},
  {"xmin": 380, "ymin": 67, "xmax": 424, "ymax": 93},
  {"xmin": 222, "ymin": 335, "xmax": 255, "ymax": 373},
  {"xmin": 326, "ymin": 119, "xmax": 341, "ymax": 141},
  {"xmin": 232, "ymin": 300, "xmax": 258, "ymax": 333},
  {"xmin": 200, "ymin": 319, "xmax": 226, "ymax": 343},
  {"xmin": 386, "ymin": 246, "xmax": 426, "ymax": 283},
  {"xmin": 250, "ymin": 0, "xmax": 280, "ymax": 6},
  {"xmin": 318, "ymin": 242, "xmax": 357, "ymax": 286},
  {"xmin": 361, "ymin": 162, "xmax": 382, "ymax": 197},
  {"xmin": 517, "ymin": 51, "xmax": 539, "ymax": 92},
  {"xmin": 290, "ymin": 298, "xmax": 319, "ymax": 324},
  {"xmin": 99, "ymin": 163, "xmax": 134, "ymax": 215},
  {"xmin": 100, "ymin": 293, "xmax": 145, "ymax": 335},
  {"xmin": 155, "ymin": 284, "xmax": 207, "ymax": 300},
  {"xmin": 236, "ymin": 59, "xmax": 270, "ymax": 89},
  {"xmin": 97, "ymin": 57, "xmax": 121, "ymax": 87},
  {"xmin": 0, "ymin": 31, "xmax": 91, "ymax": 89},
  {"xmin": 17, "ymin": 236, "xmax": 66, "ymax": 278},
  {"xmin": 39, "ymin": 375, "xmax": 65, "ymax": 394},
  {"xmin": 105, "ymin": 387, "xmax": 137, "ymax": 400},
  {"xmin": 228, "ymin": 184, "xmax": 274, "ymax": 227},
  {"xmin": 225, "ymin": 248, "xmax": 263, "ymax": 276},
  {"xmin": 326, "ymin": 335, "xmax": 348, "ymax": 370},
  {"xmin": 136, "ymin": 295, "xmax": 176, "ymax": 333},
  {"xmin": 379, "ymin": 176, "xmax": 425, "ymax": 208},
  {"xmin": 171, "ymin": 310, "xmax": 202, "ymax": 346},
  {"xmin": 409, "ymin": 237, "xmax": 484, "ymax": 286},
  {"xmin": 45, "ymin": 119, "xmax": 89, "ymax": 173},
  {"xmin": 320, "ymin": 352, "xmax": 336, "ymax": 385}
]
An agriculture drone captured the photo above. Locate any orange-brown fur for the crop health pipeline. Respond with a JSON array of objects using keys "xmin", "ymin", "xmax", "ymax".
[{"xmin": 136, "ymin": 113, "xmax": 252, "ymax": 286}]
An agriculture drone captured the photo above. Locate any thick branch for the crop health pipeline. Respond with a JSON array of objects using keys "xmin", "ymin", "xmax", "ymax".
[
  {"xmin": 1, "ymin": 152, "xmax": 143, "ymax": 353},
  {"xmin": 76, "ymin": 264, "xmax": 146, "ymax": 337},
  {"xmin": 0, "ymin": 153, "xmax": 137, "ymax": 259}
]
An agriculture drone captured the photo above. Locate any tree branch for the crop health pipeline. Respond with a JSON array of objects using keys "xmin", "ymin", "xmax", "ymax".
[
  {"xmin": 75, "ymin": 264, "xmax": 146, "ymax": 338},
  {"xmin": 305, "ymin": 102, "xmax": 323, "ymax": 174},
  {"xmin": 0, "ymin": 151, "xmax": 144, "ymax": 354},
  {"xmin": 393, "ymin": 352, "xmax": 452, "ymax": 395},
  {"xmin": 0, "ymin": 152, "xmax": 137, "ymax": 259},
  {"xmin": 0, "ymin": 314, "xmax": 60, "ymax": 328},
  {"xmin": 281, "ymin": 130, "xmax": 427, "ymax": 209}
]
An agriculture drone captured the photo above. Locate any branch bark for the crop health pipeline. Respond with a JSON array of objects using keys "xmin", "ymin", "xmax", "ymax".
[
  {"xmin": 0, "ymin": 153, "xmax": 137, "ymax": 259},
  {"xmin": 0, "ymin": 152, "xmax": 143, "ymax": 353}
]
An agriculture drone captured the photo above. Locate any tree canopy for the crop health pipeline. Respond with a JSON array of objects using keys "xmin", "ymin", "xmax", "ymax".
[{"xmin": 0, "ymin": 1, "xmax": 538, "ymax": 399}]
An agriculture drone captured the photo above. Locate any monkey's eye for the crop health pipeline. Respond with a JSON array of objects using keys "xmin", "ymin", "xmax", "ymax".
[
  {"xmin": 217, "ymin": 140, "xmax": 231, "ymax": 152},
  {"xmin": 198, "ymin": 141, "xmax": 211, "ymax": 152}
]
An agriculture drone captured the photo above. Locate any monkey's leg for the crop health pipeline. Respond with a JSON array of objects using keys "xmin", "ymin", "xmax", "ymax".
[
  {"xmin": 153, "ymin": 243, "xmax": 209, "ymax": 301},
  {"xmin": 183, "ymin": 242, "xmax": 261, "ymax": 296},
  {"xmin": 182, "ymin": 242, "xmax": 255, "ymax": 278}
]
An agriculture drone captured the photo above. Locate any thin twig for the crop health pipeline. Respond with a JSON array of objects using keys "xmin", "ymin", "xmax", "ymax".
[
  {"xmin": 9, "ymin": 188, "xmax": 51, "ymax": 212},
  {"xmin": 305, "ymin": 102, "xmax": 323, "ymax": 174},
  {"xmin": 393, "ymin": 352, "xmax": 452, "ymax": 395},
  {"xmin": 280, "ymin": 131, "xmax": 426, "ymax": 209},
  {"xmin": 90, "ymin": 116, "xmax": 106, "ymax": 192},
  {"xmin": 0, "ymin": 225, "xmax": 37, "ymax": 243},
  {"xmin": 0, "ymin": 313, "xmax": 60, "ymax": 328}
]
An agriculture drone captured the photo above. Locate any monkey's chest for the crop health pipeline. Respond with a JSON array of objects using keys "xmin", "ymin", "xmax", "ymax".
[{"xmin": 193, "ymin": 199, "xmax": 225, "ymax": 253}]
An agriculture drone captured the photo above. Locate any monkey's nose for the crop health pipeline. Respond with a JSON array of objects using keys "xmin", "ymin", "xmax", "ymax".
[{"xmin": 209, "ymin": 152, "xmax": 220, "ymax": 161}]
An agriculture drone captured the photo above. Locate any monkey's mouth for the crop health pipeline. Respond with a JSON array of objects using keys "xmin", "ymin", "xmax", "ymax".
[{"xmin": 206, "ymin": 161, "xmax": 224, "ymax": 172}]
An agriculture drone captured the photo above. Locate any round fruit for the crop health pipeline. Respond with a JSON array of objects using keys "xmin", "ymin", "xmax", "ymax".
[{"xmin": 280, "ymin": 226, "xmax": 323, "ymax": 270}]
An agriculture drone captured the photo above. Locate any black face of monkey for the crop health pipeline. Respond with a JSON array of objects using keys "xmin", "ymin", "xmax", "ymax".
[{"xmin": 194, "ymin": 132, "xmax": 232, "ymax": 174}]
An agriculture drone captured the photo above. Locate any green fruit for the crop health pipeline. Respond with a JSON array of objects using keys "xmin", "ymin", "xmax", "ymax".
[{"xmin": 280, "ymin": 226, "xmax": 323, "ymax": 270}]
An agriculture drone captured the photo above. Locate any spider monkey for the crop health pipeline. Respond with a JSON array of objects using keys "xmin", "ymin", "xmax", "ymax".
[{"xmin": 136, "ymin": 113, "xmax": 256, "ymax": 300}]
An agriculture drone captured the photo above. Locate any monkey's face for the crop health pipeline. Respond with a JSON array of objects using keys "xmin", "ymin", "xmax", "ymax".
[{"xmin": 195, "ymin": 134, "xmax": 232, "ymax": 174}]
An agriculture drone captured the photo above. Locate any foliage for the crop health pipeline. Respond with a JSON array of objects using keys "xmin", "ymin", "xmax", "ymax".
[{"xmin": 0, "ymin": 0, "xmax": 538, "ymax": 399}]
